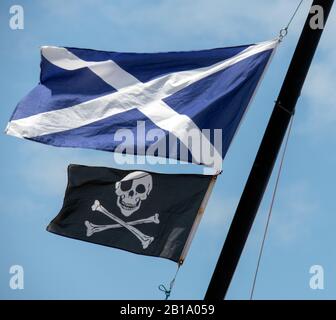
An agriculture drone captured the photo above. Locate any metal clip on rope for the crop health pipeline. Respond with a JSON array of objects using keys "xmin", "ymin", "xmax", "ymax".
[{"xmin": 279, "ymin": 27, "xmax": 288, "ymax": 42}]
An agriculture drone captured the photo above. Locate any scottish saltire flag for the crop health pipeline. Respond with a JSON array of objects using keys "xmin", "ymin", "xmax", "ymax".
[{"xmin": 5, "ymin": 39, "xmax": 278, "ymax": 169}]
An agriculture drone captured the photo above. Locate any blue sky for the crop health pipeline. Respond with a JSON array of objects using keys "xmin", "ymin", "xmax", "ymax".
[{"xmin": 0, "ymin": 0, "xmax": 335, "ymax": 299}]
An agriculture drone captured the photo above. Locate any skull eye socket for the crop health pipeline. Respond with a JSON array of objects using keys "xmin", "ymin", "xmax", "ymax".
[
  {"xmin": 120, "ymin": 180, "xmax": 132, "ymax": 192},
  {"xmin": 136, "ymin": 184, "xmax": 146, "ymax": 194}
]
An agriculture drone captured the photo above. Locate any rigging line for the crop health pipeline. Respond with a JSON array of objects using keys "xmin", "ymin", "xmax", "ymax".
[
  {"xmin": 286, "ymin": 0, "xmax": 305, "ymax": 30},
  {"xmin": 249, "ymin": 115, "xmax": 295, "ymax": 300},
  {"xmin": 279, "ymin": 0, "xmax": 305, "ymax": 41}
]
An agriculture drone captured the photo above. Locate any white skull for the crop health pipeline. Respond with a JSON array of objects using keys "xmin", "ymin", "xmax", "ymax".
[{"xmin": 115, "ymin": 171, "xmax": 153, "ymax": 217}]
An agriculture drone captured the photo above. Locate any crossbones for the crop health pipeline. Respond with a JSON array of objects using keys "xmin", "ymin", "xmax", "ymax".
[
  {"xmin": 85, "ymin": 213, "xmax": 159, "ymax": 236},
  {"xmin": 86, "ymin": 200, "xmax": 159, "ymax": 249}
]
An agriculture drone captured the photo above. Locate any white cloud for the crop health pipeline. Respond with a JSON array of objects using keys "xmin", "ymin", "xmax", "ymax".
[
  {"xmin": 301, "ymin": 62, "xmax": 336, "ymax": 135},
  {"xmin": 36, "ymin": 0, "xmax": 309, "ymax": 49},
  {"xmin": 39, "ymin": 0, "xmax": 98, "ymax": 18},
  {"xmin": 296, "ymin": 7, "xmax": 336, "ymax": 136},
  {"xmin": 202, "ymin": 195, "xmax": 236, "ymax": 227},
  {"xmin": 99, "ymin": 0, "xmax": 307, "ymax": 44},
  {"xmin": 16, "ymin": 142, "xmax": 116, "ymax": 197}
]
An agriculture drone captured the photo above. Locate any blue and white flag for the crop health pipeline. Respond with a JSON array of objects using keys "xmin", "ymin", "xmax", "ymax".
[{"xmin": 5, "ymin": 39, "xmax": 278, "ymax": 169}]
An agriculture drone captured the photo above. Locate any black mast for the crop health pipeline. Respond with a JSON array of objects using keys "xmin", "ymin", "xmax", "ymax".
[{"xmin": 205, "ymin": 0, "xmax": 334, "ymax": 300}]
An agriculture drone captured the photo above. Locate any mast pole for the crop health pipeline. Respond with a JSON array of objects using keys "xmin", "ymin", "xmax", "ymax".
[{"xmin": 205, "ymin": 0, "xmax": 334, "ymax": 300}]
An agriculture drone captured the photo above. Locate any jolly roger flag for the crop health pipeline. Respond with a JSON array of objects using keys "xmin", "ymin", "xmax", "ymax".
[{"xmin": 47, "ymin": 165, "xmax": 214, "ymax": 263}]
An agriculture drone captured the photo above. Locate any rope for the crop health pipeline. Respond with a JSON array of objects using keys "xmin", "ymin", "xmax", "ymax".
[
  {"xmin": 158, "ymin": 263, "xmax": 181, "ymax": 300},
  {"xmin": 158, "ymin": 0, "xmax": 303, "ymax": 301},
  {"xmin": 286, "ymin": 0, "xmax": 305, "ymax": 29},
  {"xmin": 279, "ymin": 0, "xmax": 305, "ymax": 41},
  {"xmin": 249, "ymin": 115, "xmax": 295, "ymax": 300}
]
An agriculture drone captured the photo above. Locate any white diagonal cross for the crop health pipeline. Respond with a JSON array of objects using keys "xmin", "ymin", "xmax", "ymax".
[{"xmin": 6, "ymin": 40, "xmax": 278, "ymax": 169}]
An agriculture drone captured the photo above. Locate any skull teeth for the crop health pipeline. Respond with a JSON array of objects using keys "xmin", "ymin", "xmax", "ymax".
[{"xmin": 119, "ymin": 197, "xmax": 140, "ymax": 210}]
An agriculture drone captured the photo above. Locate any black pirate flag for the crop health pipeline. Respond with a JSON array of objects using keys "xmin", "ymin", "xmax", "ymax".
[{"xmin": 47, "ymin": 164, "xmax": 215, "ymax": 262}]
